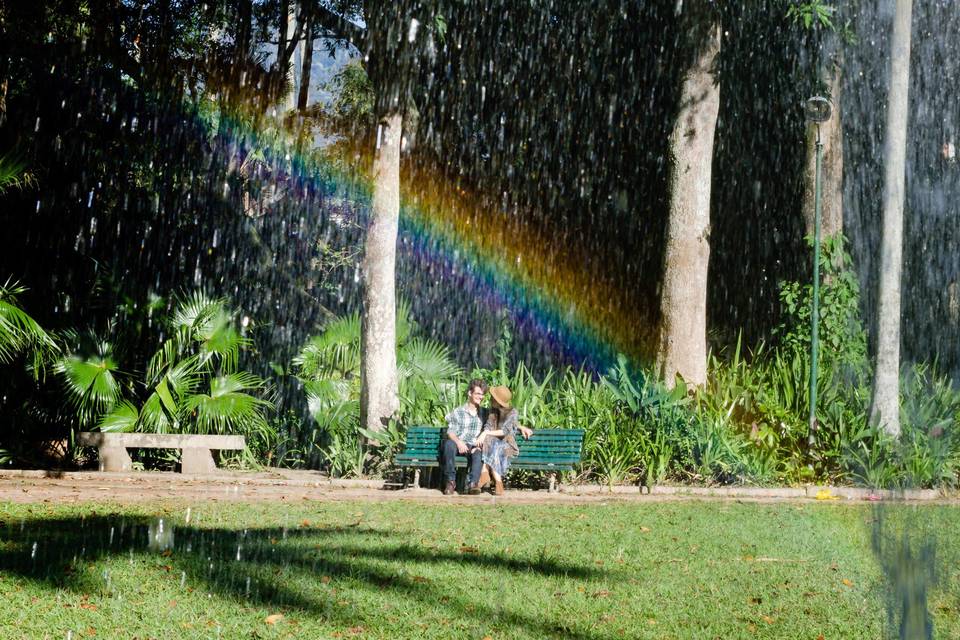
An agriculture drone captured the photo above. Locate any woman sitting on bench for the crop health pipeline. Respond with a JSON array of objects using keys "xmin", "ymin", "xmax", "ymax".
[{"xmin": 475, "ymin": 385, "xmax": 533, "ymax": 495}]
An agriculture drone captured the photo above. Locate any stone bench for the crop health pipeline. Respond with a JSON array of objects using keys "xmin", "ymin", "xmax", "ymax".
[{"xmin": 78, "ymin": 432, "xmax": 246, "ymax": 474}]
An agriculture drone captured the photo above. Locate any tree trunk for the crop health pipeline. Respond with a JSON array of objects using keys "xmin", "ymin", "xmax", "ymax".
[
  {"xmin": 284, "ymin": 2, "xmax": 298, "ymax": 112},
  {"xmin": 656, "ymin": 10, "xmax": 721, "ymax": 389},
  {"xmin": 236, "ymin": 0, "xmax": 252, "ymax": 64},
  {"xmin": 803, "ymin": 58, "xmax": 844, "ymax": 241},
  {"xmin": 297, "ymin": 15, "xmax": 313, "ymax": 112},
  {"xmin": 360, "ymin": 110, "xmax": 403, "ymax": 433},
  {"xmin": 870, "ymin": 0, "xmax": 913, "ymax": 438}
]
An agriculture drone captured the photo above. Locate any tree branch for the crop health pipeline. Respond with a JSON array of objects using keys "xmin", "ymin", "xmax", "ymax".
[{"xmin": 311, "ymin": 5, "xmax": 366, "ymax": 50}]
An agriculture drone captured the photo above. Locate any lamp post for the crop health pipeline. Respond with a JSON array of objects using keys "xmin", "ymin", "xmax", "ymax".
[{"xmin": 805, "ymin": 95, "xmax": 832, "ymax": 447}]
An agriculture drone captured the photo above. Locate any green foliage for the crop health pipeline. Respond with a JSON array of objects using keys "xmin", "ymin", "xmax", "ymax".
[
  {"xmin": 775, "ymin": 235, "xmax": 867, "ymax": 376},
  {"xmin": 0, "ymin": 153, "xmax": 36, "ymax": 194},
  {"xmin": 55, "ymin": 332, "xmax": 122, "ymax": 428},
  {"xmin": 786, "ymin": 1, "xmax": 835, "ymax": 30},
  {"xmin": 0, "ymin": 281, "xmax": 58, "ymax": 375},
  {"xmin": 57, "ymin": 292, "xmax": 273, "ymax": 466},
  {"xmin": 293, "ymin": 302, "xmax": 460, "ymax": 476},
  {"xmin": 323, "ymin": 60, "xmax": 376, "ymax": 135}
]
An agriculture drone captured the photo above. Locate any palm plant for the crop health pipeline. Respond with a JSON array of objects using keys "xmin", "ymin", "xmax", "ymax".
[
  {"xmin": 55, "ymin": 331, "xmax": 122, "ymax": 428},
  {"xmin": 0, "ymin": 280, "xmax": 58, "ymax": 373},
  {"xmin": 62, "ymin": 293, "xmax": 273, "ymax": 453},
  {"xmin": 293, "ymin": 302, "xmax": 459, "ymax": 475}
]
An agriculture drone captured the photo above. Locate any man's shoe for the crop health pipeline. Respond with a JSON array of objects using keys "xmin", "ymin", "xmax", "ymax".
[
  {"xmin": 468, "ymin": 482, "xmax": 481, "ymax": 495},
  {"xmin": 478, "ymin": 467, "xmax": 490, "ymax": 489},
  {"xmin": 443, "ymin": 480, "xmax": 456, "ymax": 496}
]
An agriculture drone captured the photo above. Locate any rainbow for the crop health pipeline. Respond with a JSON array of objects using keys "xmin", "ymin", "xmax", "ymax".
[{"xmin": 212, "ymin": 111, "xmax": 648, "ymax": 372}]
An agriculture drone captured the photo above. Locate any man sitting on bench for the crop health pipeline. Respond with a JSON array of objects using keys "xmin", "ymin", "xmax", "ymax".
[{"xmin": 441, "ymin": 378, "xmax": 487, "ymax": 495}]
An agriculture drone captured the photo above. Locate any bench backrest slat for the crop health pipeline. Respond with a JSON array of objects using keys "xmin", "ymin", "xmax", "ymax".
[{"xmin": 399, "ymin": 427, "xmax": 584, "ymax": 463}]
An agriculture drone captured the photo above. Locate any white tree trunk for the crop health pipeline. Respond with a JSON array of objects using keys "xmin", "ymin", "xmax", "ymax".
[
  {"xmin": 870, "ymin": 0, "xmax": 913, "ymax": 438},
  {"xmin": 282, "ymin": 1, "xmax": 298, "ymax": 113},
  {"xmin": 656, "ymin": 17, "xmax": 721, "ymax": 389},
  {"xmin": 360, "ymin": 111, "xmax": 402, "ymax": 433},
  {"xmin": 803, "ymin": 60, "xmax": 844, "ymax": 241}
]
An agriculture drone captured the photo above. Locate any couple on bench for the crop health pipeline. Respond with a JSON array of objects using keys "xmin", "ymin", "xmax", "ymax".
[{"xmin": 442, "ymin": 378, "xmax": 533, "ymax": 495}]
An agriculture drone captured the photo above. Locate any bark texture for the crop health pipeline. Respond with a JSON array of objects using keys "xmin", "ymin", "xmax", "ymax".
[
  {"xmin": 360, "ymin": 111, "xmax": 402, "ymax": 432},
  {"xmin": 870, "ymin": 0, "xmax": 913, "ymax": 438},
  {"xmin": 803, "ymin": 61, "xmax": 844, "ymax": 241},
  {"xmin": 656, "ymin": 13, "xmax": 721, "ymax": 389},
  {"xmin": 297, "ymin": 15, "xmax": 313, "ymax": 112},
  {"xmin": 283, "ymin": 2, "xmax": 298, "ymax": 112}
]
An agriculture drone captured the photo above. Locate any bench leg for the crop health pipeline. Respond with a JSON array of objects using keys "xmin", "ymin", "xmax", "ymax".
[
  {"xmin": 99, "ymin": 447, "xmax": 132, "ymax": 472},
  {"xmin": 548, "ymin": 472, "xmax": 557, "ymax": 493},
  {"xmin": 181, "ymin": 448, "xmax": 217, "ymax": 474}
]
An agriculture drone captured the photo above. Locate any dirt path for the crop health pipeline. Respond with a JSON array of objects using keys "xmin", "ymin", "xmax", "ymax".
[{"xmin": 0, "ymin": 469, "xmax": 955, "ymax": 506}]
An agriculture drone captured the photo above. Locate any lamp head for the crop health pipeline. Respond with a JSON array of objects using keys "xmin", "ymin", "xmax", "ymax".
[{"xmin": 805, "ymin": 96, "xmax": 832, "ymax": 123}]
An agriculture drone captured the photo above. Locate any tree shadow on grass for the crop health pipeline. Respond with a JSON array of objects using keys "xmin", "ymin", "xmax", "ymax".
[{"xmin": 0, "ymin": 513, "xmax": 616, "ymax": 639}]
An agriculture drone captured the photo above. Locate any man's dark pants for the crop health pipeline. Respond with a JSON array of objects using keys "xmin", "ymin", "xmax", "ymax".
[{"xmin": 441, "ymin": 439, "xmax": 482, "ymax": 487}]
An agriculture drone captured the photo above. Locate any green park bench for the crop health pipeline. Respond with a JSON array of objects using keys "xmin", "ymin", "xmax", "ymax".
[{"xmin": 395, "ymin": 426, "xmax": 584, "ymax": 492}]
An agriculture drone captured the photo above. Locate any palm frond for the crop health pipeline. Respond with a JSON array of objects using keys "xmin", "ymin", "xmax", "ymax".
[
  {"xmin": 171, "ymin": 291, "xmax": 223, "ymax": 335},
  {"xmin": 293, "ymin": 312, "xmax": 361, "ymax": 379},
  {"xmin": 0, "ymin": 280, "xmax": 58, "ymax": 371},
  {"xmin": 399, "ymin": 337, "xmax": 460, "ymax": 383},
  {"xmin": 97, "ymin": 400, "xmax": 139, "ymax": 433},
  {"xmin": 198, "ymin": 316, "xmax": 249, "ymax": 373},
  {"xmin": 396, "ymin": 299, "xmax": 415, "ymax": 346},
  {"xmin": 163, "ymin": 356, "xmax": 203, "ymax": 399},
  {"xmin": 140, "ymin": 391, "xmax": 178, "ymax": 433},
  {"xmin": 55, "ymin": 350, "xmax": 121, "ymax": 425},
  {"xmin": 183, "ymin": 372, "xmax": 273, "ymax": 435}
]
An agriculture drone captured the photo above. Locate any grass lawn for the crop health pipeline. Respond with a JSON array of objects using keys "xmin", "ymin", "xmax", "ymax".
[{"xmin": 0, "ymin": 500, "xmax": 958, "ymax": 639}]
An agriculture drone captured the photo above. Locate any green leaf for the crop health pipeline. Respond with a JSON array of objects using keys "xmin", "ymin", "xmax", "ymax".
[
  {"xmin": 98, "ymin": 400, "xmax": 139, "ymax": 433},
  {"xmin": 155, "ymin": 376, "xmax": 178, "ymax": 415}
]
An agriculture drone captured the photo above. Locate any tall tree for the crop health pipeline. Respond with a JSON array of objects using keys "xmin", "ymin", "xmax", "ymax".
[
  {"xmin": 656, "ymin": 1, "xmax": 721, "ymax": 389},
  {"xmin": 313, "ymin": 2, "xmax": 432, "ymax": 432},
  {"xmin": 297, "ymin": 12, "xmax": 314, "ymax": 112},
  {"xmin": 276, "ymin": 0, "xmax": 303, "ymax": 113},
  {"xmin": 870, "ymin": 0, "xmax": 913, "ymax": 438}
]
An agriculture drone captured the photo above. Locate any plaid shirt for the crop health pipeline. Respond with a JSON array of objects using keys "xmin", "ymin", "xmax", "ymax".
[{"xmin": 445, "ymin": 403, "xmax": 483, "ymax": 446}]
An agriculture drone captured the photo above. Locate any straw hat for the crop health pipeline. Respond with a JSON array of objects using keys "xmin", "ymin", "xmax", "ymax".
[{"xmin": 489, "ymin": 385, "xmax": 513, "ymax": 410}]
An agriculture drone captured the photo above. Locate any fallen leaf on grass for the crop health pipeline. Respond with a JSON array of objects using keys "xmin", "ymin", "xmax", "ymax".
[
  {"xmin": 841, "ymin": 579, "xmax": 854, "ymax": 587},
  {"xmin": 639, "ymin": 526, "xmax": 651, "ymax": 533},
  {"xmin": 592, "ymin": 590, "xmax": 611, "ymax": 598},
  {"xmin": 321, "ymin": 575, "xmax": 331, "ymax": 585},
  {"xmin": 264, "ymin": 613, "xmax": 284, "ymax": 625},
  {"xmin": 761, "ymin": 615, "xmax": 774, "ymax": 624},
  {"xmin": 347, "ymin": 625, "xmax": 365, "ymax": 635},
  {"xmin": 459, "ymin": 545, "xmax": 479, "ymax": 554},
  {"xmin": 412, "ymin": 575, "xmax": 429, "ymax": 583},
  {"xmin": 79, "ymin": 603, "xmax": 98, "ymax": 611},
  {"xmin": 84, "ymin": 627, "xmax": 96, "ymax": 637}
]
